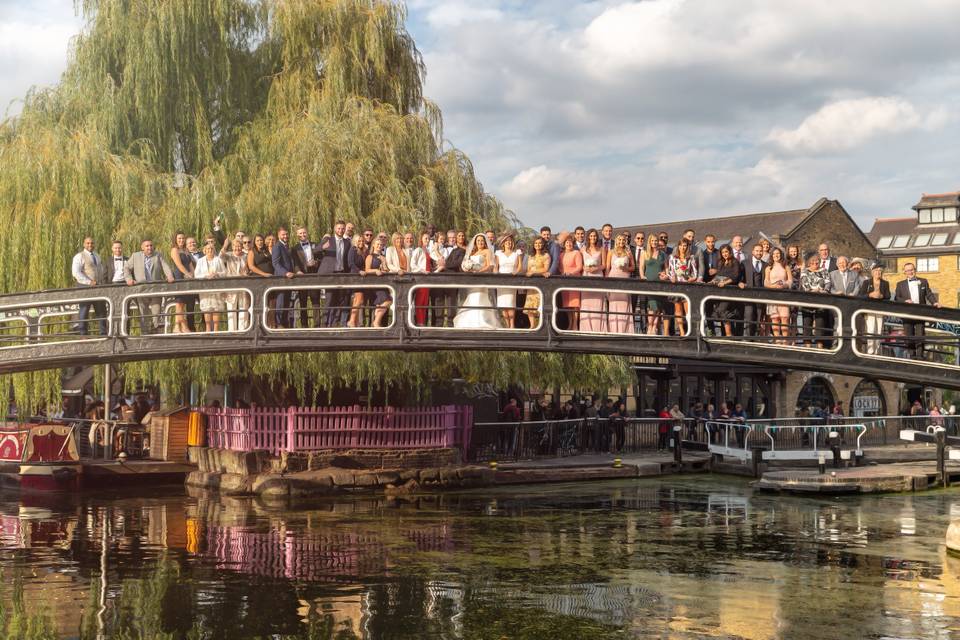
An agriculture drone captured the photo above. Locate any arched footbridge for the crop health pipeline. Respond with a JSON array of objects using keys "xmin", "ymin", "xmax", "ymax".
[{"xmin": 0, "ymin": 273, "xmax": 957, "ymax": 389}]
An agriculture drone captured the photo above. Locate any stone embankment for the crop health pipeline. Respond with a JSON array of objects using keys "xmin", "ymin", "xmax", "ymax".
[{"xmin": 186, "ymin": 446, "xmax": 495, "ymax": 498}]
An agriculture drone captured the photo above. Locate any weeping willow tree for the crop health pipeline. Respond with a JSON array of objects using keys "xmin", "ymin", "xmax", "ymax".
[{"xmin": 0, "ymin": 0, "xmax": 632, "ymax": 410}]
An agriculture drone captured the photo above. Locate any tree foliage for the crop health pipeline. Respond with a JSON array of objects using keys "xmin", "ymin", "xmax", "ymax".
[{"xmin": 0, "ymin": 0, "xmax": 631, "ymax": 410}]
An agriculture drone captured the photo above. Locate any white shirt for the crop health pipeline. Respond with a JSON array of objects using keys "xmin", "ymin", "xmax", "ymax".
[
  {"xmin": 71, "ymin": 250, "xmax": 100, "ymax": 285},
  {"xmin": 111, "ymin": 255, "xmax": 126, "ymax": 283},
  {"xmin": 299, "ymin": 241, "xmax": 314, "ymax": 263},
  {"xmin": 194, "ymin": 255, "xmax": 225, "ymax": 280},
  {"xmin": 908, "ymin": 278, "xmax": 921, "ymax": 304}
]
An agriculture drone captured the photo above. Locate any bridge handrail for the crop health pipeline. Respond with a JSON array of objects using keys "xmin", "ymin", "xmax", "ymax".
[{"xmin": 760, "ymin": 423, "xmax": 868, "ymax": 455}]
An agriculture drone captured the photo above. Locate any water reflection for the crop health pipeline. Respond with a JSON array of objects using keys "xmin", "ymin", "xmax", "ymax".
[{"xmin": 0, "ymin": 478, "xmax": 959, "ymax": 638}]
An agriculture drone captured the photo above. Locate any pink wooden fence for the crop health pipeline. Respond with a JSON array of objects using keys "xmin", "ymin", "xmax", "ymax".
[{"xmin": 200, "ymin": 405, "xmax": 473, "ymax": 455}]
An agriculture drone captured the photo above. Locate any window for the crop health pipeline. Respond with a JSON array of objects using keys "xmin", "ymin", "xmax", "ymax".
[
  {"xmin": 920, "ymin": 209, "xmax": 931, "ymax": 224},
  {"xmin": 914, "ymin": 234, "xmax": 931, "ymax": 247},
  {"xmin": 954, "ymin": 232, "xmax": 960, "ymax": 245},
  {"xmin": 932, "ymin": 208, "xmax": 945, "ymax": 223},
  {"xmin": 932, "ymin": 233, "xmax": 949, "ymax": 246},
  {"xmin": 947, "ymin": 207, "xmax": 959, "ymax": 223},
  {"xmin": 892, "ymin": 235, "xmax": 910, "ymax": 248},
  {"xmin": 876, "ymin": 236, "xmax": 893, "ymax": 249},
  {"xmin": 882, "ymin": 258, "xmax": 898, "ymax": 273},
  {"xmin": 917, "ymin": 257, "xmax": 939, "ymax": 273}
]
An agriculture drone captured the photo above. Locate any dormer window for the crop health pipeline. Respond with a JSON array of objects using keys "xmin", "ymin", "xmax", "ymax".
[{"xmin": 918, "ymin": 207, "xmax": 958, "ymax": 225}]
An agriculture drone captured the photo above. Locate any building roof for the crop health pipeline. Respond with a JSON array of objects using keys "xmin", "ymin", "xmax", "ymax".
[
  {"xmin": 614, "ymin": 197, "xmax": 869, "ymax": 249},
  {"xmin": 868, "ymin": 216, "xmax": 960, "ymax": 256},
  {"xmin": 913, "ymin": 191, "xmax": 960, "ymax": 210}
]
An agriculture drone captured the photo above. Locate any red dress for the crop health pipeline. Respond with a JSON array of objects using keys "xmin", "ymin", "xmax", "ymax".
[{"xmin": 415, "ymin": 253, "xmax": 432, "ymax": 325}]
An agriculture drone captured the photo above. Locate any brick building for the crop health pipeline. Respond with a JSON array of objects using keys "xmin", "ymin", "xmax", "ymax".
[
  {"xmin": 868, "ymin": 190, "xmax": 960, "ymax": 308},
  {"xmin": 613, "ymin": 198, "xmax": 898, "ymax": 418}
]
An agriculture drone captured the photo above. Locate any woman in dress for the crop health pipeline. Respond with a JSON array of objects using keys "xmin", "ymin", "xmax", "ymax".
[
  {"xmin": 385, "ymin": 232, "xmax": 408, "ymax": 274},
  {"xmin": 666, "ymin": 240, "xmax": 698, "ymax": 335},
  {"xmin": 799, "ymin": 253, "xmax": 830, "ymax": 348},
  {"xmin": 494, "ymin": 236, "xmax": 521, "ymax": 328},
  {"xmin": 347, "ymin": 235, "xmax": 369, "ymax": 327},
  {"xmin": 363, "ymin": 237, "xmax": 393, "ymax": 327},
  {"xmin": 169, "ymin": 231, "xmax": 194, "ymax": 334},
  {"xmin": 857, "ymin": 262, "xmax": 890, "ymax": 355},
  {"xmin": 639, "ymin": 234, "xmax": 667, "ymax": 335},
  {"xmin": 453, "ymin": 234, "xmax": 500, "ymax": 329},
  {"xmin": 560, "ymin": 235, "xmax": 583, "ymax": 330},
  {"xmin": 193, "ymin": 242, "xmax": 226, "ymax": 332},
  {"xmin": 763, "ymin": 247, "xmax": 793, "ymax": 345},
  {"xmin": 523, "ymin": 236, "xmax": 551, "ymax": 327},
  {"xmin": 785, "ymin": 243, "xmax": 803, "ymax": 340},
  {"xmin": 711, "ymin": 244, "xmax": 742, "ymax": 337},
  {"xmin": 220, "ymin": 237, "xmax": 249, "ymax": 332},
  {"xmin": 604, "ymin": 234, "xmax": 634, "ymax": 334},
  {"xmin": 579, "ymin": 228, "xmax": 606, "ymax": 332},
  {"xmin": 246, "ymin": 234, "xmax": 275, "ymax": 327}
]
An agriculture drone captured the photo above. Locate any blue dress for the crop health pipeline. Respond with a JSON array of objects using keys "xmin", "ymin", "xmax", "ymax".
[{"xmin": 172, "ymin": 250, "xmax": 195, "ymax": 303}]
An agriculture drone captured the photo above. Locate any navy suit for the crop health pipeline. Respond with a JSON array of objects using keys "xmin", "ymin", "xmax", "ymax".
[
  {"xmin": 272, "ymin": 241, "xmax": 296, "ymax": 327},
  {"xmin": 546, "ymin": 240, "xmax": 562, "ymax": 276},
  {"xmin": 319, "ymin": 234, "xmax": 351, "ymax": 326},
  {"xmin": 741, "ymin": 256, "xmax": 766, "ymax": 337}
]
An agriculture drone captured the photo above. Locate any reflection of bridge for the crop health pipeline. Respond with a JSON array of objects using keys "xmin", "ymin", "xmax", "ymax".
[{"xmin": 0, "ymin": 273, "xmax": 958, "ymax": 388}]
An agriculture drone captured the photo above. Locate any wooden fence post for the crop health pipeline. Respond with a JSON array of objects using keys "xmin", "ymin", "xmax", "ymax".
[{"xmin": 286, "ymin": 406, "xmax": 297, "ymax": 453}]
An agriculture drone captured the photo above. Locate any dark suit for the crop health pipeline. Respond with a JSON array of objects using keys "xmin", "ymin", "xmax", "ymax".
[
  {"xmin": 272, "ymin": 241, "xmax": 296, "ymax": 327},
  {"xmin": 123, "ymin": 251, "xmax": 174, "ymax": 335},
  {"xmin": 819, "ymin": 256, "xmax": 838, "ymax": 272},
  {"xmin": 741, "ymin": 257, "xmax": 766, "ymax": 336},
  {"xmin": 318, "ymin": 234, "xmax": 351, "ymax": 326},
  {"xmin": 292, "ymin": 241, "xmax": 322, "ymax": 327},
  {"xmin": 895, "ymin": 277, "xmax": 937, "ymax": 358}
]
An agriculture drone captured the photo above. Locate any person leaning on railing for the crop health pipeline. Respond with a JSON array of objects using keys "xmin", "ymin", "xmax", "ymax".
[
  {"xmin": 124, "ymin": 239, "xmax": 175, "ymax": 335},
  {"xmin": 798, "ymin": 252, "xmax": 830, "ymax": 348},
  {"xmin": 709, "ymin": 244, "xmax": 742, "ymax": 337},
  {"xmin": 219, "ymin": 236, "xmax": 250, "ymax": 332},
  {"xmin": 894, "ymin": 262, "xmax": 941, "ymax": 360},
  {"xmin": 193, "ymin": 240, "xmax": 227, "ymax": 332},
  {"xmin": 857, "ymin": 262, "xmax": 890, "ymax": 355}
]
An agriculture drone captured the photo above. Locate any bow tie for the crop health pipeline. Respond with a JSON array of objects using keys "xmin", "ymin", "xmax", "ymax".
[
  {"xmin": 301, "ymin": 242, "xmax": 309, "ymax": 246},
  {"xmin": 114, "ymin": 257, "xmax": 122, "ymax": 261},
  {"xmin": 909, "ymin": 278, "xmax": 919, "ymax": 282}
]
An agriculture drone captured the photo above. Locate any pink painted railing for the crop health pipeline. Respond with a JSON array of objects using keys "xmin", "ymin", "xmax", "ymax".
[{"xmin": 200, "ymin": 405, "xmax": 473, "ymax": 455}]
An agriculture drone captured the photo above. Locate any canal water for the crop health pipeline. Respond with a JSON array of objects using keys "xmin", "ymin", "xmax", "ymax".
[{"xmin": 1, "ymin": 476, "xmax": 959, "ymax": 639}]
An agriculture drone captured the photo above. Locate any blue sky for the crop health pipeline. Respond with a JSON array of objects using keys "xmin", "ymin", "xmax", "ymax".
[{"xmin": 3, "ymin": 0, "xmax": 960, "ymax": 232}]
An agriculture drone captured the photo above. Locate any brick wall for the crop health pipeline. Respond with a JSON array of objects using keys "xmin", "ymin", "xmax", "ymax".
[
  {"xmin": 786, "ymin": 200, "xmax": 875, "ymax": 260},
  {"xmin": 882, "ymin": 254, "xmax": 960, "ymax": 308}
]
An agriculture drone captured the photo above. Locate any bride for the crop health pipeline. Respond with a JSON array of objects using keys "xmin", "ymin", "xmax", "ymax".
[{"xmin": 453, "ymin": 234, "xmax": 501, "ymax": 329}]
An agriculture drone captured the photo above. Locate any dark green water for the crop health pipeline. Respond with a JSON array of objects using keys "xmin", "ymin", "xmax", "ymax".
[{"xmin": 1, "ymin": 476, "xmax": 959, "ymax": 639}]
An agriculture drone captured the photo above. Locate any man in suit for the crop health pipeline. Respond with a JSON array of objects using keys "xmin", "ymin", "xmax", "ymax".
[
  {"xmin": 318, "ymin": 220, "xmax": 351, "ymax": 327},
  {"xmin": 106, "ymin": 241, "xmax": 128, "ymax": 285},
  {"xmin": 292, "ymin": 225, "xmax": 322, "ymax": 328},
  {"xmin": 124, "ymin": 239, "xmax": 174, "ymax": 335},
  {"xmin": 540, "ymin": 226, "xmax": 562, "ymax": 276},
  {"xmin": 600, "ymin": 223, "xmax": 614, "ymax": 252},
  {"xmin": 895, "ymin": 262, "xmax": 941, "ymax": 359},
  {"xmin": 681, "ymin": 228, "xmax": 699, "ymax": 258},
  {"xmin": 730, "ymin": 235, "xmax": 745, "ymax": 263},
  {"xmin": 71, "ymin": 237, "xmax": 109, "ymax": 335},
  {"xmin": 817, "ymin": 243, "xmax": 838, "ymax": 272},
  {"xmin": 738, "ymin": 243, "xmax": 766, "ymax": 337},
  {"xmin": 828, "ymin": 256, "xmax": 860, "ymax": 296},
  {"xmin": 271, "ymin": 227, "xmax": 297, "ymax": 328}
]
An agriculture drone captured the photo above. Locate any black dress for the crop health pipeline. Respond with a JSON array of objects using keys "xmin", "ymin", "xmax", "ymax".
[
  {"xmin": 369, "ymin": 254, "xmax": 392, "ymax": 305},
  {"xmin": 713, "ymin": 261, "xmax": 742, "ymax": 321},
  {"xmin": 172, "ymin": 250, "xmax": 195, "ymax": 303},
  {"xmin": 251, "ymin": 248, "xmax": 273, "ymax": 275}
]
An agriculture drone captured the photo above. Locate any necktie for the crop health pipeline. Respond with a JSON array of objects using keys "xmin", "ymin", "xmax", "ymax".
[
  {"xmin": 91, "ymin": 253, "xmax": 98, "ymax": 267},
  {"xmin": 736, "ymin": 251, "xmax": 742, "ymax": 261},
  {"xmin": 144, "ymin": 256, "xmax": 153, "ymax": 282}
]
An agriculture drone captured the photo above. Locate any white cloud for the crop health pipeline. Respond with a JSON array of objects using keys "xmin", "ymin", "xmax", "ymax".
[
  {"xmin": 767, "ymin": 97, "xmax": 945, "ymax": 154},
  {"xmin": 424, "ymin": 2, "xmax": 502, "ymax": 28},
  {"xmin": 501, "ymin": 165, "xmax": 600, "ymax": 203}
]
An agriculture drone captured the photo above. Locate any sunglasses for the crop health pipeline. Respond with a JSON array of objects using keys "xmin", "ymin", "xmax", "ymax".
[{"xmin": 363, "ymin": 232, "xmax": 373, "ymax": 238}]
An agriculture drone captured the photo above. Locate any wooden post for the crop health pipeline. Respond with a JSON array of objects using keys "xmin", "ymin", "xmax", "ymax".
[{"xmin": 938, "ymin": 429, "xmax": 948, "ymax": 488}]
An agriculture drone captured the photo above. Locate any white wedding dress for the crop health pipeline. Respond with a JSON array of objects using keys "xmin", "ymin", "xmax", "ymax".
[{"xmin": 454, "ymin": 254, "xmax": 501, "ymax": 329}]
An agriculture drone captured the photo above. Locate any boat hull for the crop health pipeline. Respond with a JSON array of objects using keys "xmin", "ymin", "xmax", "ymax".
[{"xmin": 19, "ymin": 464, "xmax": 82, "ymax": 492}]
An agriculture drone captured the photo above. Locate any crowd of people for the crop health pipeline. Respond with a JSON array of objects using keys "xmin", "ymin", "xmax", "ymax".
[{"xmin": 71, "ymin": 219, "xmax": 943, "ymax": 354}]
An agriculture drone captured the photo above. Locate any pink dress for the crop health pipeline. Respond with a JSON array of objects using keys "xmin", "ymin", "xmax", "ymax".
[
  {"xmin": 561, "ymin": 250, "xmax": 583, "ymax": 308},
  {"xmin": 580, "ymin": 249, "xmax": 606, "ymax": 332},
  {"xmin": 607, "ymin": 252, "xmax": 633, "ymax": 334}
]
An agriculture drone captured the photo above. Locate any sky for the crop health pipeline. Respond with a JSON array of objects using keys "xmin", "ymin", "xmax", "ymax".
[{"xmin": 2, "ymin": 0, "xmax": 959, "ymax": 232}]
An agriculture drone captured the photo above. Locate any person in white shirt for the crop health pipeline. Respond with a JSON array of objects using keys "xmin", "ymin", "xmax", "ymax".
[
  {"xmin": 220, "ymin": 238, "xmax": 250, "ymax": 331},
  {"xmin": 71, "ymin": 237, "xmax": 108, "ymax": 335},
  {"xmin": 106, "ymin": 241, "xmax": 128, "ymax": 284},
  {"xmin": 410, "ymin": 231, "xmax": 445, "ymax": 325},
  {"xmin": 193, "ymin": 242, "xmax": 226, "ymax": 331}
]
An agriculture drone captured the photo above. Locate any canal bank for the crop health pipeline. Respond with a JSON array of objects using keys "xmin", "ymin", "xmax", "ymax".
[{"xmin": 184, "ymin": 443, "xmax": 957, "ymax": 499}]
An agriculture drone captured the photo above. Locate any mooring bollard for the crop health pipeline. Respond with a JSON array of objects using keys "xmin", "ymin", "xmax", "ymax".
[
  {"xmin": 673, "ymin": 425, "xmax": 682, "ymax": 466},
  {"xmin": 937, "ymin": 429, "xmax": 948, "ymax": 488},
  {"xmin": 612, "ymin": 458, "xmax": 622, "ymax": 469},
  {"xmin": 818, "ymin": 454, "xmax": 826, "ymax": 475},
  {"xmin": 489, "ymin": 460, "xmax": 498, "ymax": 471}
]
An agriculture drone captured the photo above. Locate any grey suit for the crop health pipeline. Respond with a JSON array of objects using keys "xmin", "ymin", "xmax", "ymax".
[
  {"xmin": 829, "ymin": 269, "xmax": 861, "ymax": 297},
  {"xmin": 124, "ymin": 251, "xmax": 174, "ymax": 334}
]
